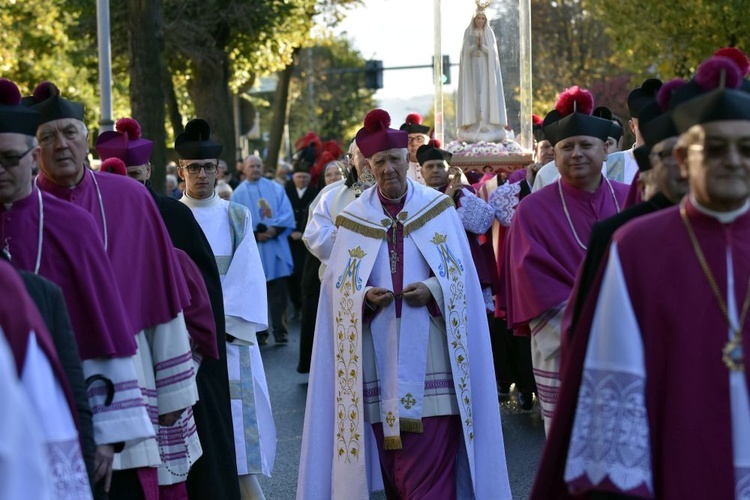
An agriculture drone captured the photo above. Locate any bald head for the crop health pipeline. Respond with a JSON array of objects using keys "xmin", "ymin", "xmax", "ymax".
[{"xmin": 243, "ymin": 155, "xmax": 264, "ymax": 181}]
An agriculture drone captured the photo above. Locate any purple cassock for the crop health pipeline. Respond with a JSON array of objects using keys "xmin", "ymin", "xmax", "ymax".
[
  {"xmin": 534, "ymin": 198, "xmax": 750, "ymax": 498},
  {"xmin": 37, "ymin": 170, "xmax": 190, "ymax": 335},
  {"xmin": 374, "ymin": 192, "xmax": 441, "ymax": 319},
  {"xmin": 501, "ymin": 178, "xmax": 629, "ymax": 328},
  {"xmin": 0, "ymin": 187, "xmax": 136, "ymax": 359},
  {"xmin": 0, "ymin": 258, "xmax": 79, "ymax": 429},
  {"xmin": 173, "ymin": 248, "xmax": 219, "ymax": 360}
]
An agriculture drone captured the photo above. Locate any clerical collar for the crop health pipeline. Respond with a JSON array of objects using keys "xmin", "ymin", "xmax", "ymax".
[
  {"xmin": 181, "ymin": 191, "xmax": 220, "ymax": 208},
  {"xmin": 690, "ymin": 195, "xmax": 750, "ymax": 224},
  {"xmin": 296, "ymin": 187, "xmax": 307, "ymax": 198}
]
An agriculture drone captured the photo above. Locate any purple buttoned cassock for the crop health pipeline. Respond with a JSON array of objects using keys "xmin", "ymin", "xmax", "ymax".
[
  {"xmin": 0, "ymin": 187, "xmax": 136, "ymax": 359},
  {"xmin": 501, "ymin": 177, "xmax": 629, "ymax": 329},
  {"xmin": 37, "ymin": 170, "xmax": 190, "ymax": 336}
]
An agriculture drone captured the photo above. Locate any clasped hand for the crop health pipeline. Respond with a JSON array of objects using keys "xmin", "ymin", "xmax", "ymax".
[{"xmin": 365, "ymin": 282, "xmax": 432, "ymax": 309}]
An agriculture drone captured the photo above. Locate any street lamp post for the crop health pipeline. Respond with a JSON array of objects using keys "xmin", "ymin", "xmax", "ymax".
[{"xmin": 96, "ymin": 0, "xmax": 114, "ymax": 132}]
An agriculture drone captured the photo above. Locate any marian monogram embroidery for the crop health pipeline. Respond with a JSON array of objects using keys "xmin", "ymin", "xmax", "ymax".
[
  {"xmin": 336, "ymin": 247, "xmax": 366, "ymax": 292},
  {"xmin": 432, "ymin": 233, "xmax": 464, "ymax": 280},
  {"xmin": 432, "ymin": 232, "xmax": 473, "ymax": 440},
  {"xmin": 335, "ymin": 246, "xmax": 366, "ymax": 463}
]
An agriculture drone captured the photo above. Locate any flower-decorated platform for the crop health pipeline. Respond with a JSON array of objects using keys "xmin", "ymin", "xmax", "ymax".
[{"xmin": 445, "ymin": 140, "xmax": 532, "ymax": 175}]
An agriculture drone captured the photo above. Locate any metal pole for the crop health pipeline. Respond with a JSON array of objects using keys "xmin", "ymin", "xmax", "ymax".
[
  {"xmin": 96, "ymin": 0, "xmax": 114, "ymax": 132},
  {"xmin": 433, "ymin": 0, "xmax": 444, "ymax": 144},
  {"xmin": 518, "ymin": 0, "xmax": 533, "ymax": 152}
]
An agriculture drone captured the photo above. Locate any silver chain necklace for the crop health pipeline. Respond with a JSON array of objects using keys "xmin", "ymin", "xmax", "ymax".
[
  {"xmin": 558, "ymin": 177, "xmax": 620, "ymax": 250},
  {"xmin": 35, "ymin": 169, "xmax": 108, "ymax": 251},
  {"xmin": 2, "ymin": 188, "xmax": 44, "ymax": 273}
]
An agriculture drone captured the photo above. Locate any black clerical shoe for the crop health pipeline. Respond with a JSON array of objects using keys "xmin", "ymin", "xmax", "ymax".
[
  {"xmin": 518, "ymin": 392, "xmax": 534, "ymax": 411},
  {"xmin": 274, "ymin": 331, "xmax": 288, "ymax": 344},
  {"xmin": 257, "ymin": 333, "xmax": 269, "ymax": 346},
  {"xmin": 497, "ymin": 382, "xmax": 511, "ymax": 398}
]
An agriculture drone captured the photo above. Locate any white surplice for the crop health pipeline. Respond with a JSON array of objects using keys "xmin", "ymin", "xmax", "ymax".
[
  {"xmin": 181, "ymin": 192, "xmax": 275, "ymax": 477},
  {"xmin": 0, "ymin": 330, "xmax": 54, "ymax": 500}
]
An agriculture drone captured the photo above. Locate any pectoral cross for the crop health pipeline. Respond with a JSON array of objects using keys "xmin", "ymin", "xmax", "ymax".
[{"xmin": 389, "ymin": 249, "xmax": 399, "ymax": 274}]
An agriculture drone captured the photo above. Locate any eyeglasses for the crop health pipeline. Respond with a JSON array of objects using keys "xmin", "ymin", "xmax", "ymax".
[
  {"xmin": 0, "ymin": 145, "xmax": 35, "ymax": 169},
  {"xmin": 182, "ymin": 162, "xmax": 218, "ymax": 174},
  {"xmin": 407, "ymin": 137, "xmax": 426, "ymax": 144},
  {"xmin": 688, "ymin": 140, "xmax": 750, "ymax": 159}
]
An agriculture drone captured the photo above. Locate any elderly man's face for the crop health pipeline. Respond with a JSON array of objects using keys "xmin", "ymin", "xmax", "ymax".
[
  {"xmin": 178, "ymin": 159, "xmax": 218, "ymax": 200},
  {"xmin": 37, "ymin": 118, "xmax": 89, "ymax": 187},
  {"xmin": 407, "ymin": 134, "xmax": 427, "ymax": 162},
  {"xmin": 126, "ymin": 163, "xmax": 151, "ymax": 183},
  {"xmin": 371, "ymin": 148, "xmax": 408, "ymax": 198},
  {"xmin": 0, "ymin": 133, "xmax": 37, "ymax": 203},
  {"xmin": 244, "ymin": 156, "xmax": 264, "ymax": 181},
  {"xmin": 535, "ymin": 139, "xmax": 554, "ymax": 164},
  {"xmin": 422, "ymin": 159, "xmax": 449, "ymax": 188},
  {"xmin": 648, "ymin": 137, "xmax": 687, "ymax": 203},
  {"xmin": 678, "ymin": 120, "xmax": 750, "ymax": 211},
  {"xmin": 292, "ymin": 172, "xmax": 310, "ymax": 189},
  {"xmin": 555, "ymin": 135, "xmax": 607, "ymax": 191}
]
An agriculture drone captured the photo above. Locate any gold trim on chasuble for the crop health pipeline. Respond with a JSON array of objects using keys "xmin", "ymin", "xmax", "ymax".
[
  {"xmin": 432, "ymin": 232, "xmax": 474, "ymax": 441},
  {"xmin": 334, "ymin": 246, "xmax": 367, "ymax": 463}
]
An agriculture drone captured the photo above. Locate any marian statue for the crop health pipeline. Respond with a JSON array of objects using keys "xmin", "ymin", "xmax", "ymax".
[{"xmin": 457, "ymin": 1, "xmax": 508, "ymax": 143}]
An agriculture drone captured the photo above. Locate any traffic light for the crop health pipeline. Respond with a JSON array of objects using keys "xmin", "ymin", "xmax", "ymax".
[
  {"xmin": 442, "ymin": 55, "xmax": 451, "ymax": 85},
  {"xmin": 365, "ymin": 60, "xmax": 383, "ymax": 90}
]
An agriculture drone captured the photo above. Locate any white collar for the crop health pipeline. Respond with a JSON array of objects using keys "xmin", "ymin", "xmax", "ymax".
[
  {"xmin": 691, "ymin": 194, "xmax": 750, "ymax": 223},
  {"xmin": 181, "ymin": 191, "xmax": 220, "ymax": 208}
]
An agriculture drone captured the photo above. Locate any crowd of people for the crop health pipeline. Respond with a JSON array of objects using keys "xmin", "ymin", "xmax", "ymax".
[{"xmin": 1, "ymin": 39, "xmax": 750, "ymax": 500}]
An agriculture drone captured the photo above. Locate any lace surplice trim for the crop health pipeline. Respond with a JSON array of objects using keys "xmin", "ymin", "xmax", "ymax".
[
  {"xmin": 488, "ymin": 181, "xmax": 521, "ymax": 227},
  {"xmin": 737, "ymin": 466, "xmax": 750, "ymax": 498},
  {"xmin": 565, "ymin": 368, "xmax": 653, "ymax": 496},
  {"xmin": 46, "ymin": 439, "xmax": 91, "ymax": 500},
  {"xmin": 456, "ymin": 192, "xmax": 494, "ymax": 234}
]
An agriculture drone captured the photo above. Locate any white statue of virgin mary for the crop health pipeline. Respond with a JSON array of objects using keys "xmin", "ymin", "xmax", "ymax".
[{"xmin": 457, "ymin": 3, "xmax": 508, "ymax": 143}]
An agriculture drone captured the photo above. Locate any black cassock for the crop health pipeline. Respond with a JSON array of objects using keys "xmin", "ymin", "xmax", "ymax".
[{"xmin": 147, "ymin": 183, "xmax": 241, "ymax": 500}]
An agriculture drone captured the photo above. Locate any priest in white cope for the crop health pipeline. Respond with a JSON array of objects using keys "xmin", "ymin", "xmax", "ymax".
[
  {"xmin": 298, "ymin": 109, "xmax": 511, "ymax": 499},
  {"xmin": 176, "ymin": 119, "xmax": 275, "ymax": 499},
  {"xmin": 26, "ymin": 81, "xmax": 198, "ymax": 499},
  {"xmin": 303, "ymin": 139, "xmax": 374, "ymax": 278},
  {"xmin": 501, "ymin": 87, "xmax": 628, "ymax": 433},
  {"xmin": 557, "ymin": 56, "xmax": 750, "ymax": 499}
]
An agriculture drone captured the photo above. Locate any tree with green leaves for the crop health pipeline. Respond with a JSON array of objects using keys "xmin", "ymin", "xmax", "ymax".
[
  {"xmin": 287, "ymin": 35, "xmax": 377, "ymax": 146},
  {"xmin": 592, "ymin": 0, "xmax": 749, "ymax": 78}
]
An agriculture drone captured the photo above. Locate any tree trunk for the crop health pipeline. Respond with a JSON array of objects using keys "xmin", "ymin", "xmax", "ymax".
[
  {"xmin": 186, "ymin": 53, "xmax": 236, "ymax": 169},
  {"xmin": 266, "ymin": 48, "xmax": 299, "ymax": 174},
  {"xmin": 163, "ymin": 66, "xmax": 184, "ymax": 141},
  {"xmin": 127, "ymin": 0, "xmax": 167, "ymax": 193}
]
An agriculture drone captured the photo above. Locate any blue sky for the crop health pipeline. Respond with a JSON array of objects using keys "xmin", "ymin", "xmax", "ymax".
[{"xmin": 334, "ymin": 0, "xmax": 483, "ymax": 100}]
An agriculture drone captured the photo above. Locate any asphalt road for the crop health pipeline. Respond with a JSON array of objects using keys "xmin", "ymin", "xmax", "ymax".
[{"xmin": 257, "ymin": 317, "xmax": 546, "ymax": 499}]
